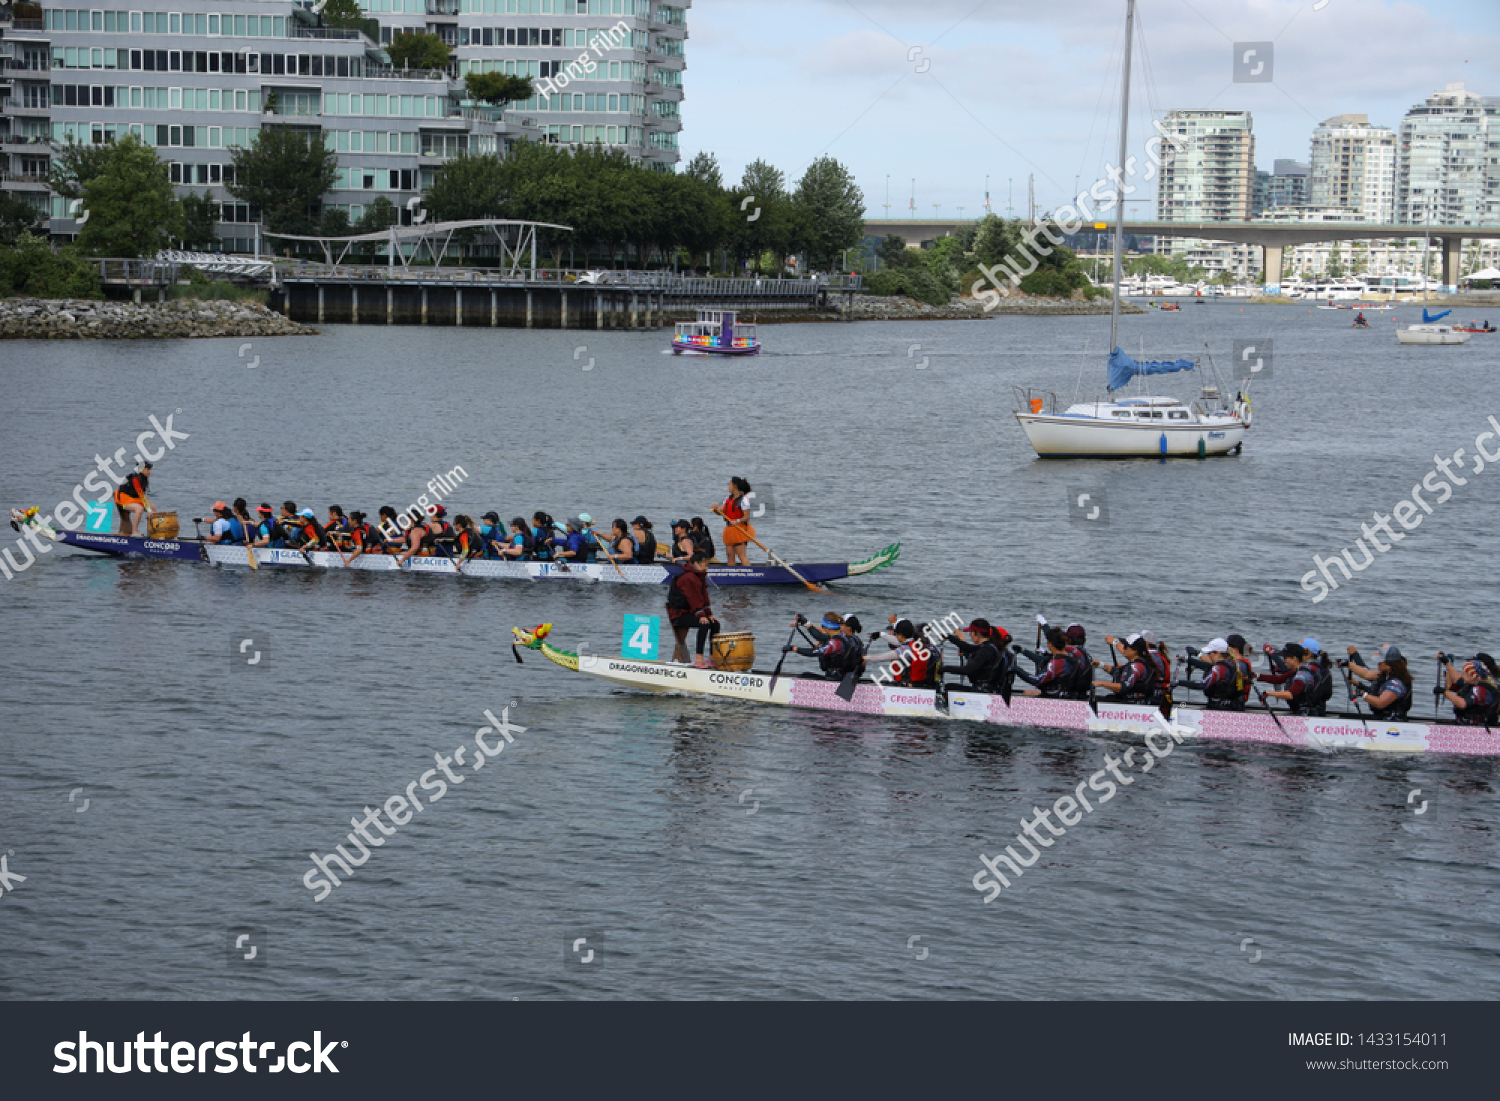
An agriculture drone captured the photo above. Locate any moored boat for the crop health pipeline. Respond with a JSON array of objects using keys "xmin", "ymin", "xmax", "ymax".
[
  {"xmin": 671, "ymin": 308, "xmax": 760, "ymax": 356},
  {"xmin": 511, "ymin": 625, "xmax": 1500, "ymax": 760},
  {"xmin": 1397, "ymin": 325, "xmax": 1470, "ymax": 346}
]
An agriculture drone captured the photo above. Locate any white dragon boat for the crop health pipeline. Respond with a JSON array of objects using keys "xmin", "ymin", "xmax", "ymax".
[{"xmin": 512, "ymin": 625, "xmax": 1500, "ymax": 760}]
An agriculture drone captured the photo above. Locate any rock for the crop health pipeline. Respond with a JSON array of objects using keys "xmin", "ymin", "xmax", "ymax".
[{"xmin": 0, "ymin": 296, "xmax": 318, "ymax": 340}]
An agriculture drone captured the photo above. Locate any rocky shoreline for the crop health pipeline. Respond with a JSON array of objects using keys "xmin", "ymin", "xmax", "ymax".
[
  {"xmin": 0, "ymin": 298, "xmax": 317, "ymax": 339},
  {"xmin": 665, "ymin": 292, "xmax": 1143, "ymax": 325}
]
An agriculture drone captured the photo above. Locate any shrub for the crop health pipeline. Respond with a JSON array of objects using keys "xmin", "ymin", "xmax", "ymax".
[
  {"xmin": 864, "ymin": 267, "xmax": 950, "ymax": 306},
  {"xmin": 0, "ymin": 232, "xmax": 102, "ymax": 299}
]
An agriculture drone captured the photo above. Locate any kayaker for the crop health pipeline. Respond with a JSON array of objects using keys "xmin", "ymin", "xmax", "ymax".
[
  {"xmin": 1439, "ymin": 653, "xmax": 1499, "ymax": 726},
  {"xmin": 1354, "ymin": 312, "xmax": 1368, "ymax": 328},
  {"xmin": 1094, "ymin": 634, "xmax": 1160, "ymax": 703},
  {"xmin": 689, "ymin": 517, "xmax": 717, "ymax": 561},
  {"xmin": 950, "ymin": 619, "xmax": 1012, "ymax": 692},
  {"xmin": 716, "ymin": 477, "xmax": 755, "ymax": 567},
  {"xmin": 666, "ymin": 551, "xmax": 720, "ymax": 666},
  {"xmin": 1345, "ymin": 643, "xmax": 1413, "ymax": 720},
  {"xmin": 631, "ymin": 516, "xmax": 658, "ymax": 563},
  {"xmin": 1020, "ymin": 626, "xmax": 1085, "ymax": 698},
  {"xmin": 113, "ymin": 461, "xmax": 153, "ymax": 535}
]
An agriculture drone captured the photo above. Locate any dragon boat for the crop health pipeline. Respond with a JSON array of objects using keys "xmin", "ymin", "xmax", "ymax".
[
  {"xmin": 511, "ymin": 625, "xmax": 1500, "ymax": 760},
  {"xmin": 9, "ymin": 511, "xmax": 898, "ymax": 587}
]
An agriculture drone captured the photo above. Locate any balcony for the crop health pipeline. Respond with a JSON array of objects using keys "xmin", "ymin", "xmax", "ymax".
[{"xmin": 0, "ymin": 172, "xmax": 51, "ymax": 189}]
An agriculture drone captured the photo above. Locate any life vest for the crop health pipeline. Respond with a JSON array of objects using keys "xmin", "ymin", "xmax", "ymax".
[
  {"xmin": 1203, "ymin": 659, "xmax": 1241, "ymax": 709},
  {"xmin": 1232, "ymin": 656, "xmax": 1253, "ymax": 709},
  {"xmin": 351, "ymin": 523, "xmax": 380, "ymax": 552},
  {"xmin": 897, "ymin": 640, "xmax": 934, "ymax": 686},
  {"xmin": 1064, "ymin": 645, "xmax": 1093, "ymax": 699},
  {"xmin": 691, "ymin": 531, "xmax": 715, "ymax": 558},
  {"xmin": 226, "ymin": 517, "xmax": 246, "ymax": 544},
  {"xmin": 1456, "ymin": 682, "xmax": 1498, "ymax": 727},
  {"xmin": 837, "ymin": 632, "xmax": 866, "ymax": 678},
  {"xmin": 580, "ymin": 530, "xmax": 600, "ymax": 563},
  {"xmin": 113, "ymin": 472, "xmax": 148, "ymax": 507},
  {"xmin": 1119, "ymin": 657, "xmax": 1158, "ymax": 703},
  {"xmin": 455, "ymin": 529, "xmax": 481, "ymax": 558},
  {"xmin": 722, "ymin": 494, "xmax": 747, "ymax": 523},
  {"xmin": 1368, "ymin": 674, "xmax": 1412, "ymax": 720},
  {"xmin": 637, "ymin": 531, "xmax": 657, "ymax": 564},
  {"xmin": 530, "ymin": 526, "xmax": 553, "ymax": 560},
  {"xmin": 1148, "ymin": 649, "xmax": 1172, "ymax": 706},
  {"xmin": 1288, "ymin": 664, "xmax": 1326, "ymax": 716}
]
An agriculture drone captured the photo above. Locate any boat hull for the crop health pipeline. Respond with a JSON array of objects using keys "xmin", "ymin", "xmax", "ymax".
[
  {"xmin": 45, "ymin": 529, "xmax": 899, "ymax": 586},
  {"xmin": 1397, "ymin": 329, "xmax": 1470, "ymax": 345},
  {"xmin": 671, "ymin": 340, "xmax": 760, "ymax": 356},
  {"xmin": 517, "ymin": 635, "xmax": 1500, "ymax": 760},
  {"xmin": 1013, "ymin": 413, "xmax": 1248, "ymax": 458}
]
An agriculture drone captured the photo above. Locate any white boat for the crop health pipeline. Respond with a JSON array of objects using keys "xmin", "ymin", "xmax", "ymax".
[
  {"xmin": 1011, "ymin": 0, "xmax": 1251, "ymax": 460},
  {"xmin": 1014, "ymin": 390, "xmax": 1249, "ymax": 458},
  {"xmin": 1398, "ymin": 325, "xmax": 1471, "ymax": 345}
]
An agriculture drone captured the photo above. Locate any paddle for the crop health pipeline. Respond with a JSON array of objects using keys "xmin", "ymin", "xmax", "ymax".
[
  {"xmin": 712, "ymin": 505, "xmax": 826, "ymax": 593},
  {"xmin": 590, "ymin": 527, "xmax": 626, "ymax": 580},
  {"xmin": 766, "ymin": 620, "xmax": 803, "ymax": 697},
  {"xmin": 1254, "ymin": 688, "xmax": 1289, "ymax": 738},
  {"xmin": 1435, "ymin": 654, "xmax": 1446, "ymax": 721},
  {"xmin": 236, "ymin": 510, "xmax": 259, "ymax": 571},
  {"xmin": 1337, "ymin": 661, "xmax": 1372, "ymax": 735}
]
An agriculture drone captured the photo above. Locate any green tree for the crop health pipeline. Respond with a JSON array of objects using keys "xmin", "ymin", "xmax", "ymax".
[
  {"xmin": 681, "ymin": 151, "xmax": 723, "ymax": 190},
  {"xmin": 387, "ymin": 31, "xmax": 450, "ymax": 71},
  {"xmin": 318, "ymin": 0, "xmax": 364, "ymax": 26},
  {"xmin": 422, "ymin": 151, "xmax": 512, "ymax": 223},
  {"xmin": 318, "ymin": 207, "xmax": 352, "ymax": 237},
  {"xmin": 790, "ymin": 156, "xmax": 864, "ymax": 271},
  {"xmin": 48, "ymin": 136, "xmax": 114, "ymax": 201},
  {"xmin": 1326, "ymin": 243, "xmax": 1344, "ymax": 279},
  {"xmin": 74, "ymin": 134, "xmax": 179, "ymax": 257},
  {"xmin": 876, "ymin": 233, "xmax": 914, "ymax": 269},
  {"xmin": 228, "ymin": 127, "xmax": 340, "ymax": 236},
  {"xmin": 732, "ymin": 159, "xmax": 796, "ymax": 274},
  {"xmin": 0, "ymin": 230, "xmax": 102, "ymax": 298},
  {"xmin": 0, "ymin": 193, "xmax": 45, "ymax": 245},
  {"xmin": 356, "ymin": 195, "xmax": 400, "ymax": 234},
  {"xmin": 178, "ymin": 190, "xmax": 220, "ymax": 249},
  {"xmin": 464, "ymin": 71, "xmax": 534, "ymax": 106}
]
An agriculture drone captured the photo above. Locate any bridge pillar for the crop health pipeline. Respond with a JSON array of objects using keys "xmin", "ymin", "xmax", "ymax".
[
  {"xmin": 596, "ymin": 292, "xmax": 603, "ymax": 330},
  {"xmin": 351, "ymin": 285, "xmax": 358, "ymax": 324},
  {"xmin": 490, "ymin": 289, "xmax": 497, "ymax": 327},
  {"xmin": 1262, "ymin": 244, "xmax": 1284, "ymax": 295},
  {"xmin": 525, "ymin": 290, "xmax": 533, "ymax": 329},
  {"xmin": 386, "ymin": 286, "xmax": 393, "ymax": 325},
  {"xmin": 561, "ymin": 289, "xmax": 569, "ymax": 329},
  {"xmin": 132, "ymin": 287, "xmax": 141, "ymax": 305},
  {"xmin": 455, "ymin": 288, "xmax": 463, "ymax": 327},
  {"xmin": 421, "ymin": 287, "xmax": 428, "ymax": 325},
  {"xmin": 630, "ymin": 292, "xmax": 638, "ymax": 330},
  {"xmin": 1440, "ymin": 235, "xmax": 1464, "ymax": 294},
  {"xmin": 317, "ymin": 285, "xmax": 325, "ymax": 324}
]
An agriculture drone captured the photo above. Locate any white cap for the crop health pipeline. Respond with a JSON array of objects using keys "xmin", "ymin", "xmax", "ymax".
[
  {"xmin": 1204, "ymin": 638, "xmax": 1229, "ymax": 653},
  {"xmin": 1140, "ymin": 630, "xmax": 1159, "ymax": 646}
]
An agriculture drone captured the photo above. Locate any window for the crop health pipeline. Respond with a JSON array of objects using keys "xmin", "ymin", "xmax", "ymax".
[{"xmin": 1168, "ymin": 411, "xmax": 1189, "ymax": 420}]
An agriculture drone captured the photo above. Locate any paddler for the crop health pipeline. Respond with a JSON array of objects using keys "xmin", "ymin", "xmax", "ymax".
[
  {"xmin": 1260, "ymin": 642, "xmax": 1322, "ymax": 715},
  {"xmin": 1344, "ymin": 644, "xmax": 1414, "ymax": 719},
  {"xmin": 204, "ymin": 502, "xmax": 244, "ymax": 544},
  {"xmin": 553, "ymin": 517, "xmax": 592, "ymax": 564},
  {"xmin": 783, "ymin": 613, "xmax": 865, "ymax": 681},
  {"xmin": 501, "ymin": 517, "xmax": 533, "ymax": 561},
  {"xmin": 689, "ymin": 517, "xmax": 717, "ymax": 561},
  {"xmin": 347, "ymin": 511, "xmax": 383, "ymax": 555},
  {"xmin": 250, "ymin": 503, "xmax": 277, "ymax": 547},
  {"xmin": 866, "ymin": 619, "xmax": 940, "ymax": 686},
  {"xmin": 1174, "ymin": 638, "xmax": 1246, "ymax": 710},
  {"xmin": 577, "ymin": 514, "xmax": 602, "ymax": 562},
  {"xmin": 607, "ymin": 518, "xmax": 635, "ymax": 562},
  {"xmin": 1019, "ymin": 626, "xmax": 1084, "ymax": 698},
  {"xmin": 666, "ymin": 551, "xmax": 720, "ymax": 666},
  {"xmin": 715, "ymin": 477, "xmax": 755, "ymax": 567},
  {"xmin": 668, "ymin": 519, "xmax": 696, "ymax": 563},
  {"xmin": 1093, "ymin": 634, "xmax": 1160, "ymax": 704},
  {"xmin": 113, "ymin": 461, "xmax": 153, "ymax": 535},
  {"xmin": 452, "ymin": 515, "xmax": 484, "ymax": 561},
  {"xmin": 1438, "ymin": 653, "xmax": 1500, "ymax": 726},
  {"xmin": 949, "ymin": 619, "xmax": 1012, "ymax": 692},
  {"xmin": 479, "ymin": 512, "xmax": 505, "ymax": 558},
  {"xmin": 631, "ymin": 516, "xmax": 658, "ymax": 564},
  {"xmin": 394, "ymin": 507, "xmax": 432, "ymax": 564}
]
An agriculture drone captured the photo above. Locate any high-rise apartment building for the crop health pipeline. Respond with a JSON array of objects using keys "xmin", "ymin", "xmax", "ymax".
[
  {"xmin": 1154, "ymin": 109, "xmax": 1256, "ymax": 222},
  {"xmin": 1396, "ymin": 82, "xmax": 1499, "ymax": 226},
  {"xmin": 1308, "ymin": 114, "xmax": 1395, "ymax": 223},
  {"xmin": 0, "ymin": 0, "xmax": 688, "ymax": 248},
  {"xmin": 1252, "ymin": 158, "xmax": 1309, "ymax": 215}
]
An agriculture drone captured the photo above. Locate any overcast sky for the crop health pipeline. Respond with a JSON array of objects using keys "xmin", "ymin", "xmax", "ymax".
[{"xmin": 684, "ymin": 0, "xmax": 1500, "ymax": 219}]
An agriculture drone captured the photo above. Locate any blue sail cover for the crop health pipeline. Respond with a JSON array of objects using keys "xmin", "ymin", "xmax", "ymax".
[
  {"xmin": 1423, "ymin": 308, "xmax": 1452, "ymax": 323},
  {"xmin": 1106, "ymin": 348, "xmax": 1195, "ymax": 392}
]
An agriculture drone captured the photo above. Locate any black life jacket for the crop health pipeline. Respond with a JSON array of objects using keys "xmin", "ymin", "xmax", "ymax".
[
  {"xmin": 1456, "ymin": 682, "xmax": 1499, "ymax": 727},
  {"xmin": 1231, "ymin": 656, "xmax": 1253, "ymax": 709},
  {"xmin": 838, "ymin": 632, "xmax": 866, "ymax": 677},
  {"xmin": 691, "ymin": 531, "xmax": 715, "ymax": 559},
  {"xmin": 637, "ymin": 531, "xmax": 657, "ymax": 564},
  {"xmin": 1119, "ymin": 657, "xmax": 1158, "ymax": 703},
  {"xmin": 351, "ymin": 523, "xmax": 380, "ymax": 552},
  {"xmin": 1368, "ymin": 674, "xmax": 1413, "ymax": 720},
  {"xmin": 1064, "ymin": 645, "xmax": 1093, "ymax": 699},
  {"xmin": 1203, "ymin": 660, "xmax": 1241, "ymax": 709},
  {"xmin": 1288, "ymin": 662, "xmax": 1329, "ymax": 716}
]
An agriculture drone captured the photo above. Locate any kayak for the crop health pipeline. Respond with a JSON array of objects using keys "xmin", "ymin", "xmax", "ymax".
[
  {"xmin": 512, "ymin": 625, "xmax": 1500, "ymax": 759},
  {"xmin": 21, "ymin": 518, "xmax": 900, "ymax": 586}
]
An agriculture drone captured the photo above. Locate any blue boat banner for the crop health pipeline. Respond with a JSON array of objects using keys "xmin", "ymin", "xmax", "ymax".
[{"xmin": 1107, "ymin": 348, "xmax": 1196, "ymax": 392}]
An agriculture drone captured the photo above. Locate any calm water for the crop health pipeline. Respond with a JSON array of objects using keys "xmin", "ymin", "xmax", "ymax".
[{"xmin": 2, "ymin": 303, "xmax": 1497, "ymax": 1000}]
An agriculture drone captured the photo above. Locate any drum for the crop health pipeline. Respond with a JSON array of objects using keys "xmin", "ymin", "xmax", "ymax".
[
  {"xmin": 712, "ymin": 631, "xmax": 755, "ymax": 672},
  {"xmin": 147, "ymin": 511, "xmax": 180, "ymax": 539}
]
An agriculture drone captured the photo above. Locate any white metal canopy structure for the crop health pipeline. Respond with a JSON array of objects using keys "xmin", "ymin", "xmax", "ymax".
[{"xmin": 263, "ymin": 219, "xmax": 572, "ymax": 277}]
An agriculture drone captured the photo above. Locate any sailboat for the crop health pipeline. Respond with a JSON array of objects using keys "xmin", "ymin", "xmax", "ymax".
[
  {"xmin": 1398, "ymin": 307, "xmax": 1471, "ymax": 345},
  {"xmin": 1012, "ymin": 0, "xmax": 1251, "ymax": 459}
]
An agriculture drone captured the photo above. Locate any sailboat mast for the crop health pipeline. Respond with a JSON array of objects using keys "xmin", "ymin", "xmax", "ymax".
[{"xmin": 1109, "ymin": 0, "xmax": 1136, "ymax": 355}]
